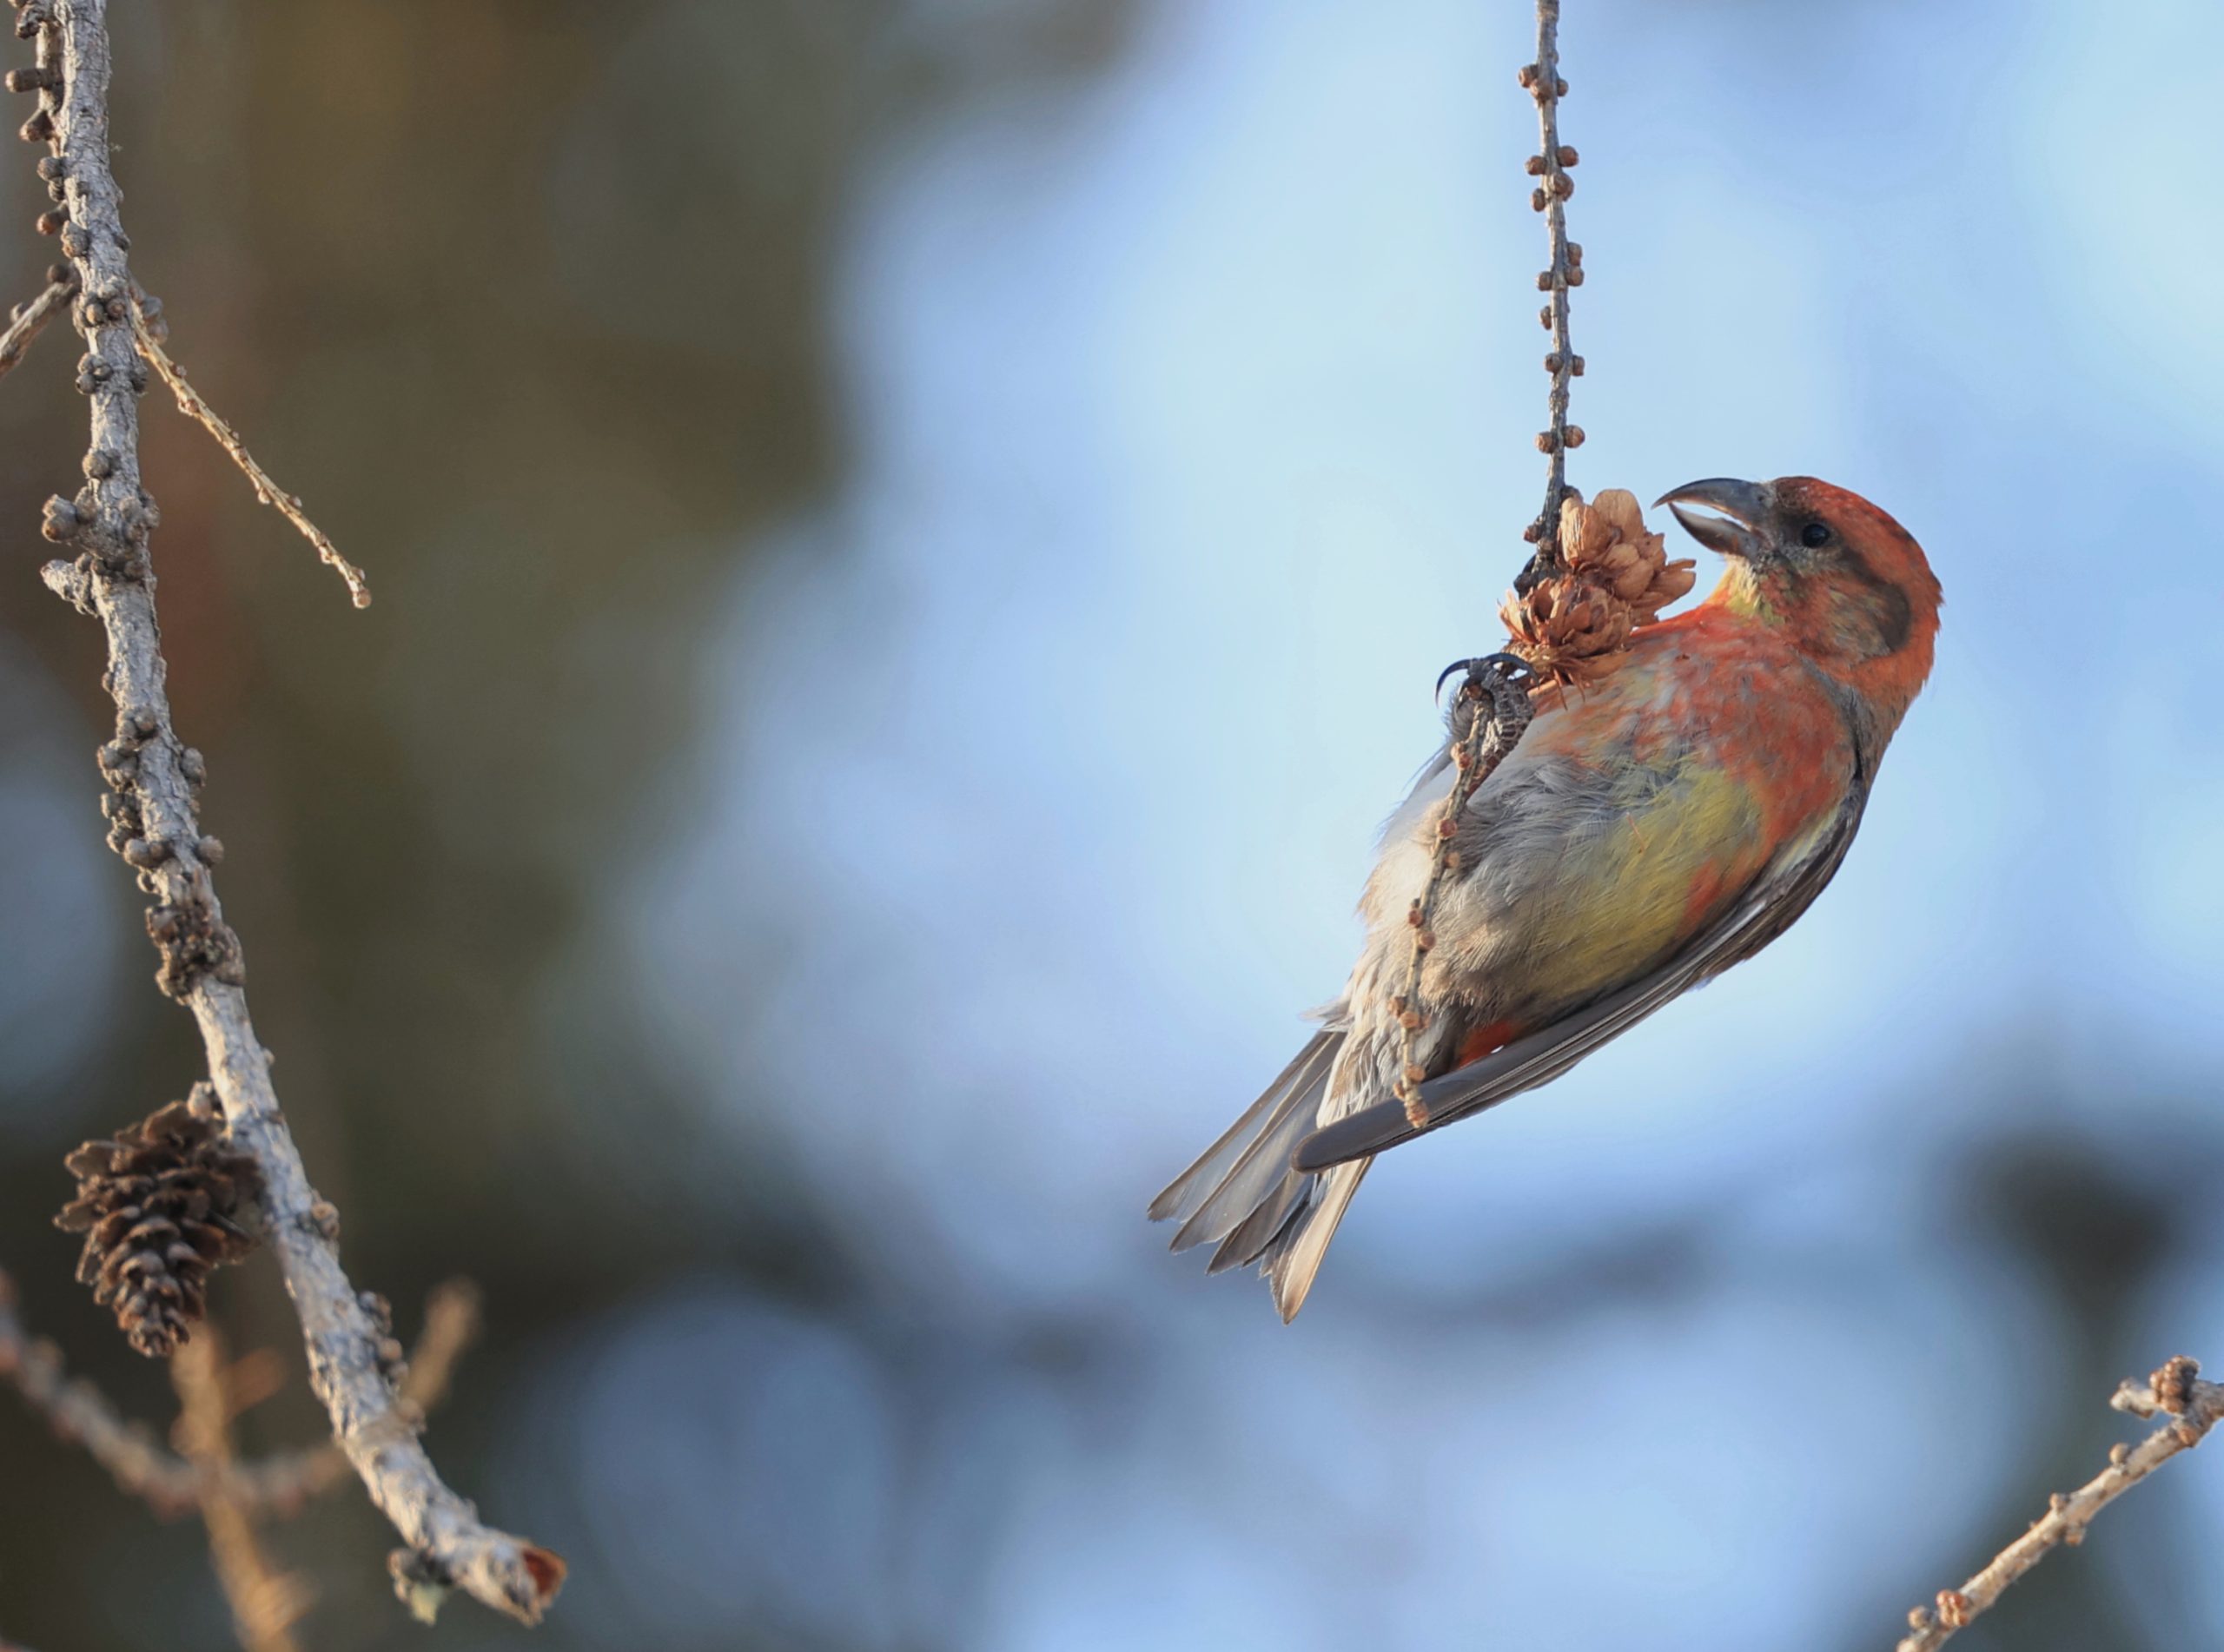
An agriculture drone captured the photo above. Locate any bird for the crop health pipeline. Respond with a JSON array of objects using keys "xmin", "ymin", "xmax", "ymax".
[{"xmin": 1150, "ymin": 476, "xmax": 1942, "ymax": 1320}]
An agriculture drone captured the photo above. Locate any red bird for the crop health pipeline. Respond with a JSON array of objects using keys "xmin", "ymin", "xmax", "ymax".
[{"xmin": 1152, "ymin": 477, "xmax": 1943, "ymax": 1318}]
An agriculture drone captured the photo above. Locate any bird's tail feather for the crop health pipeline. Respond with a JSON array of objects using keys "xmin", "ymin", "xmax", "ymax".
[
  {"xmin": 1150, "ymin": 1029, "xmax": 1370, "ymax": 1318},
  {"xmin": 1264, "ymin": 1158, "xmax": 1367, "ymax": 1322}
]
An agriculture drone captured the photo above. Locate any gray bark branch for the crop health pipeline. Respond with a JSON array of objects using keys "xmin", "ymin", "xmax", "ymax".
[
  {"xmin": 1894, "ymin": 1356, "xmax": 2224, "ymax": 1649},
  {"xmin": 24, "ymin": 0, "xmax": 560, "ymax": 1622}
]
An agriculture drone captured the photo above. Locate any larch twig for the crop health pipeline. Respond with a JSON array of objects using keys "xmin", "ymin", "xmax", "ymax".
[
  {"xmin": 0, "ymin": 269, "xmax": 71, "ymax": 379},
  {"xmin": 15, "ymin": 6, "xmax": 551, "ymax": 1616},
  {"xmin": 1, "ymin": 1269, "xmax": 484, "ymax": 1519},
  {"xmin": 1894, "ymin": 1355, "xmax": 2224, "ymax": 1649},
  {"xmin": 1389, "ymin": 665, "xmax": 1532, "ymax": 1129},
  {"xmin": 128, "ymin": 297, "xmax": 370, "ymax": 608},
  {"xmin": 1516, "ymin": 0, "xmax": 1585, "ymax": 591},
  {"xmin": 173, "ymin": 1331, "xmax": 314, "ymax": 1652},
  {"xmin": 1391, "ymin": 1, "xmax": 1593, "ymax": 1120}
]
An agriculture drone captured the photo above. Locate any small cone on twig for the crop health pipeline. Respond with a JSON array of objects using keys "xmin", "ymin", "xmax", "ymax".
[
  {"xmin": 1501, "ymin": 487, "xmax": 1695, "ymax": 691},
  {"xmin": 56, "ymin": 1085, "xmax": 263, "ymax": 1358}
]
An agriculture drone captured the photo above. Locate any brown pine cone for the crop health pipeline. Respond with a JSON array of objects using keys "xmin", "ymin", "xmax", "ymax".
[
  {"xmin": 1501, "ymin": 487, "xmax": 1697, "ymax": 690},
  {"xmin": 56, "ymin": 1085, "xmax": 263, "ymax": 1358}
]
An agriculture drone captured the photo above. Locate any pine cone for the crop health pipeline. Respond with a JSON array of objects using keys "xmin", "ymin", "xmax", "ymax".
[
  {"xmin": 56, "ymin": 1086, "xmax": 263, "ymax": 1358},
  {"xmin": 1500, "ymin": 486, "xmax": 1697, "ymax": 690}
]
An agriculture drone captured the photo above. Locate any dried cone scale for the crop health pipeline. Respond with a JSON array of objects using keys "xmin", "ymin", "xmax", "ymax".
[
  {"xmin": 56, "ymin": 1085, "xmax": 263, "ymax": 1358},
  {"xmin": 1501, "ymin": 487, "xmax": 1696, "ymax": 691}
]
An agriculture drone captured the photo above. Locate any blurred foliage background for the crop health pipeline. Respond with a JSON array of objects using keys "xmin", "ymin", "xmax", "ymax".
[{"xmin": 3, "ymin": 3, "xmax": 2224, "ymax": 1650}]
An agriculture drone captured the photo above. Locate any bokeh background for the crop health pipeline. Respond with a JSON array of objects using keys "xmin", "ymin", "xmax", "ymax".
[{"xmin": 3, "ymin": 1, "xmax": 2223, "ymax": 1649}]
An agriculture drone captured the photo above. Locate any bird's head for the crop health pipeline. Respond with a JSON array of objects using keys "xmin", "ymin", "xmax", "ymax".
[{"xmin": 1657, "ymin": 475, "xmax": 1941, "ymax": 737}]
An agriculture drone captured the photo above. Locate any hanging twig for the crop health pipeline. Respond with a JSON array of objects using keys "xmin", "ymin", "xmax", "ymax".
[
  {"xmin": 1516, "ymin": 0, "xmax": 1585, "ymax": 592},
  {"xmin": 1390, "ymin": 665, "xmax": 1532, "ymax": 1128},
  {"xmin": 1390, "ymin": 1, "xmax": 1598, "ymax": 1122},
  {"xmin": 173, "ymin": 1330, "xmax": 314, "ymax": 1652},
  {"xmin": 0, "ymin": 268, "xmax": 72, "ymax": 380},
  {"xmin": 10, "ymin": 9, "xmax": 548, "ymax": 1616},
  {"xmin": 129, "ymin": 298, "xmax": 370, "ymax": 608},
  {"xmin": 1, "ymin": 1267, "xmax": 484, "ymax": 1519},
  {"xmin": 1894, "ymin": 1355, "xmax": 2224, "ymax": 1649}
]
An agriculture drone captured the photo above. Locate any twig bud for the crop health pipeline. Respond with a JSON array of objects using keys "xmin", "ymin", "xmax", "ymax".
[{"xmin": 121, "ymin": 836, "xmax": 169, "ymax": 868}]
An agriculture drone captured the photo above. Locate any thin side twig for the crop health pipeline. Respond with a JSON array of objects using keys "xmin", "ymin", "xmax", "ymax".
[
  {"xmin": 0, "ymin": 270, "xmax": 73, "ymax": 380},
  {"xmin": 0, "ymin": 1262, "xmax": 195, "ymax": 1517},
  {"xmin": 1516, "ymin": 0, "xmax": 1585, "ymax": 591},
  {"xmin": 1, "ymin": 1269, "xmax": 484, "ymax": 1519},
  {"xmin": 173, "ymin": 1331, "xmax": 314, "ymax": 1652},
  {"xmin": 1895, "ymin": 1355, "xmax": 2224, "ymax": 1649},
  {"xmin": 128, "ymin": 298, "xmax": 370, "ymax": 607}
]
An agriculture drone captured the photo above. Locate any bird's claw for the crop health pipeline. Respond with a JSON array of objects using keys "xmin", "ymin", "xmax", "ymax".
[{"xmin": 1435, "ymin": 652, "xmax": 1534, "ymax": 700}]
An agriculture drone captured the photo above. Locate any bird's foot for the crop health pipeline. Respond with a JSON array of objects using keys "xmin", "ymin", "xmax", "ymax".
[{"xmin": 1435, "ymin": 651, "xmax": 1534, "ymax": 699}]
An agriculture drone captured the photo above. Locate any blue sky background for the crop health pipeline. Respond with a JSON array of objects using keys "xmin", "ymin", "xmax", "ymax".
[{"xmin": 513, "ymin": 2, "xmax": 2224, "ymax": 1647}]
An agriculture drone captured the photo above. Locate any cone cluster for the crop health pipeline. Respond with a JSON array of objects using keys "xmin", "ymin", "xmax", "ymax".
[
  {"xmin": 56, "ymin": 1087, "xmax": 262, "ymax": 1358},
  {"xmin": 1501, "ymin": 487, "xmax": 1696, "ymax": 690}
]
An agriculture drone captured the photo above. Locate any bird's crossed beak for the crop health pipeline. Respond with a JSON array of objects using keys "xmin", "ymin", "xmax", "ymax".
[{"xmin": 1657, "ymin": 478, "xmax": 1770, "ymax": 560}]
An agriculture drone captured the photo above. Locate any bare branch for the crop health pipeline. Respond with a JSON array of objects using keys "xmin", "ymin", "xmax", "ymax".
[
  {"xmin": 22, "ymin": 1, "xmax": 554, "ymax": 1619},
  {"xmin": 1516, "ymin": 0, "xmax": 1585, "ymax": 589},
  {"xmin": 173, "ymin": 1332, "xmax": 314, "ymax": 1652},
  {"xmin": 1390, "ymin": 664, "xmax": 1532, "ymax": 1130},
  {"xmin": 1895, "ymin": 1356, "xmax": 2224, "ymax": 1649},
  {"xmin": 225, "ymin": 1279, "xmax": 486, "ymax": 1517},
  {"xmin": 129, "ymin": 299, "xmax": 370, "ymax": 608},
  {"xmin": 2, "ymin": 1269, "xmax": 485, "ymax": 1520},
  {"xmin": 0, "ymin": 270, "xmax": 72, "ymax": 380},
  {"xmin": 0, "ymin": 1263, "xmax": 197, "ymax": 1517}
]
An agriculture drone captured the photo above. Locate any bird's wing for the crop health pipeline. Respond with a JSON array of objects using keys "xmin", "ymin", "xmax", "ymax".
[{"xmin": 1291, "ymin": 786, "xmax": 1868, "ymax": 1173}]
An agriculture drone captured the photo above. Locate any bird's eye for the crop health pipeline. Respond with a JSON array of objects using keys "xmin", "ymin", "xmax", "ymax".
[{"xmin": 1799, "ymin": 521, "xmax": 1832, "ymax": 548}]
